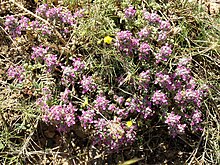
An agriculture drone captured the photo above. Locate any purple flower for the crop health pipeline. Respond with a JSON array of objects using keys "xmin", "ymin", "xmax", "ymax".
[
  {"xmin": 80, "ymin": 75, "xmax": 96, "ymax": 94},
  {"xmin": 63, "ymin": 103, "xmax": 77, "ymax": 127},
  {"xmin": 36, "ymin": 5, "xmax": 75, "ymax": 26},
  {"xmin": 152, "ymin": 90, "xmax": 168, "ymax": 105},
  {"xmin": 73, "ymin": 9, "xmax": 85, "ymax": 18},
  {"xmin": 108, "ymin": 104, "xmax": 117, "ymax": 111},
  {"xmin": 175, "ymin": 65, "xmax": 191, "ymax": 81},
  {"xmin": 116, "ymin": 108, "xmax": 129, "ymax": 118},
  {"xmin": 4, "ymin": 15, "xmax": 21, "ymax": 38},
  {"xmin": 36, "ymin": 4, "xmax": 48, "ymax": 16},
  {"xmin": 61, "ymin": 11, "xmax": 74, "ymax": 25},
  {"xmin": 115, "ymin": 30, "xmax": 139, "ymax": 55},
  {"xmin": 186, "ymin": 78, "xmax": 196, "ymax": 90},
  {"xmin": 31, "ymin": 45, "xmax": 49, "ymax": 59},
  {"xmin": 155, "ymin": 44, "xmax": 172, "ymax": 63},
  {"xmin": 79, "ymin": 108, "xmax": 96, "ymax": 129},
  {"xmin": 190, "ymin": 109, "xmax": 202, "ymax": 131},
  {"xmin": 160, "ymin": 20, "xmax": 171, "ymax": 30},
  {"xmin": 124, "ymin": 6, "xmax": 136, "ymax": 19},
  {"xmin": 62, "ymin": 66, "xmax": 75, "ymax": 77},
  {"xmin": 155, "ymin": 72, "xmax": 173, "ymax": 90},
  {"xmin": 5, "ymin": 15, "xmax": 17, "ymax": 29},
  {"xmin": 165, "ymin": 112, "xmax": 186, "ymax": 137},
  {"xmin": 42, "ymin": 102, "xmax": 77, "ymax": 130},
  {"xmin": 29, "ymin": 20, "xmax": 40, "ymax": 30},
  {"xmin": 72, "ymin": 58, "xmax": 85, "ymax": 71},
  {"xmin": 61, "ymin": 66, "xmax": 75, "ymax": 85},
  {"xmin": 44, "ymin": 54, "xmax": 58, "ymax": 69},
  {"xmin": 174, "ymin": 88, "xmax": 203, "ymax": 107},
  {"xmin": 178, "ymin": 57, "xmax": 192, "ymax": 66},
  {"xmin": 60, "ymin": 88, "xmax": 70, "ymax": 103},
  {"xmin": 160, "ymin": 44, "xmax": 172, "ymax": 55},
  {"xmin": 139, "ymin": 42, "xmax": 151, "ymax": 60},
  {"xmin": 144, "ymin": 11, "xmax": 161, "ymax": 23},
  {"xmin": 113, "ymin": 95, "xmax": 125, "ymax": 105},
  {"xmin": 19, "ymin": 16, "xmax": 30, "ymax": 30},
  {"xmin": 116, "ymin": 30, "xmax": 132, "ymax": 41},
  {"xmin": 94, "ymin": 95, "xmax": 110, "ymax": 111},
  {"xmin": 139, "ymin": 70, "xmax": 151, "ymax": 89},
  {"xmin": 7, "ymin": 65, "xmax": 25, "ymax": 82},
  {"xmin": 45, "ymin": 7, "xmax": 62, "ymax": 19},
  {"xmin": 93, "ymin": 117, "xmax": 136, "ymax": 151},
  {"xmin": 125, "ymin": 96, "xmax": 151, "ymax": 118},
  {"xmin": 157, "ymin": 31, "xmax": 167, "ymax": 41},
  {"xmin": 40, "ymin": 24, "xmax": 52, "ymax": 35},
  {"xmin": 138, "ymin": 27, "xmax": 150, "ymax": 39},
  {"xmin": 142, "ymin": 106, "xmax": 153, "ymax": 119}
]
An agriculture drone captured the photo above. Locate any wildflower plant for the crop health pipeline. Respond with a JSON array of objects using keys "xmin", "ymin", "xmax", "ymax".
[{"xmin": 4, "ymin": 2, "xmax": 208, "ymax": 152}]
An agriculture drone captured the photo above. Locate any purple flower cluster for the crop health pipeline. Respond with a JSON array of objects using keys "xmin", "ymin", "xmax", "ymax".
[
  {"xmin": 115, "ymin": 30, "xmax": 139, "ymax": 56},
  {"xmin": 155, "ymin": 44, "xmax": 172, "ymax": 63},
  {"xmin": 80, "ymin": 75, "xmax": 96, "ymax": 94},
  {"xmin": 139, "ymin": 70, "xmax": 151, "ymax": 90},
  {"xmin": 60, "ymin": 58, "xmax": 85, "ymax": 85},
  {"xmin": 31, "ymin": 45, "xmax": 49, "ymax": 59},
  {"xmin": 94, "ymin": 94, "xmax": 110, "ymax": 111},
  {"xmin": 155, "ymin": 72, "xmax": 173, "ymax": 90},
  {"xmin": 152, "ymin": 90, "xmax": 168, "ymax": 105},
  {"xmin": 5, "ymin": 4, "xmax": 85, "ymax": 39},
  {"xmin": 125, "ymin": 96, "xmax": 153, "ymax": 118},
  {"xmin": 175, "ymin": 65, "xmax": 191, "ymax": 81},
  {"xmin": 79, "ymin": 108, "xmax": 96, "ymax": 129},
  {"xmin": 43, "ymin": 103, "xmax": 77, "ymax": 131},
  {"xmin": 44, "ymin": 54, "xmax": 58, "ymax": 70},
  {"xmin": 165, "ymin": 112, "xmax": 186, "ymax": 137},
  {"xmin": 113, "ymin": 95, "xmax": 125, "ymax": 105},
  {"xmin": 93, "ymin": 117, "xmax": 136, "ymax": 151},
  {"xmin": 61, "ymin": 66, "xmax": 76, "ymax": 85},
  {"xmin": 124, "ymin": 6, "xmax": 136, "ymax": 19},
  {"xmin": 5, "ymin": 16, "xmax": 21, "ymax": 38},
  {"xmin": 31, "ymin": 45, "xmax": 59, "ymax": 72},
  {"xmin": 143, "ymin": 11, "xmax": 170, "ymax": 42},
  {"xmin": 19, "ymin": 16, "xmax": 30, "ymax": 31},
  {"xmin": 115, "ymin": 9, "xmax": 172, "ymax": 63},
  {"xmin": 60, "ymin": 88, "xmax": 70, "ymax": 103},
  {"xmin": 139, "ymin": 42, "xmax": 151, "ymax": 60},
  {"xmin": 138, "ymin": 27, "xmax": 150, "ymax": 39},
  {"xmin": 160, "ymin": 21, "xmax": 171, "ymax": 31},
  {"xmin": 190, "ymin": 110, "xmax": 202, "ymax": 131},
  {"xmin": 7, "ymin": 65, "xmax": 25, "ymax": 82},
  {"xmin": 174, "ymin": 89, "xmax": 203, "ymax": 107},
  {"xmin": 36, "ymin": 4, "xmax": 75, "ymax": 25},
  {"xmin": 144, "ymin": 12, "xmax": 161, "ymax": 23},
  {"xmin": 72, "ymin": 58, "xmax": 85, "ymax": 72}
]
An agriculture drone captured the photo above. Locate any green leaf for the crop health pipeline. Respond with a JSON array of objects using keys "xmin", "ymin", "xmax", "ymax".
[{"xmin": 0, "ymin": 142, "xmax": 4, "ymax": 150}]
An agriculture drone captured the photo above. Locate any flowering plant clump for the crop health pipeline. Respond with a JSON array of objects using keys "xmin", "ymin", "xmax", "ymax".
[{"xmin": 5, "ymin": 3, "xmax": 208, "ymax": 152}]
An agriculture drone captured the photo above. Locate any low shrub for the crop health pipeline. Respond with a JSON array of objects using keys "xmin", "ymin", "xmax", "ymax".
[{"xmin": 5, "ymin": 2, "xmax": 208, "ymax": 152}]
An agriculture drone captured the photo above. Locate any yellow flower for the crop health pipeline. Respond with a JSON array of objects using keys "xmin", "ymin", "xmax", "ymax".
[
  {"xmin": 104, "ymin": 36, "xmax": 113, "ymax": 44},
  {"xmin": 126, "ymin": 120, "xmax": 133, "ymax": 128}
]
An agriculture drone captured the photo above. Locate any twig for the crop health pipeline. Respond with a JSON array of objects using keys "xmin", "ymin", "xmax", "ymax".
[{"xmin": 186, "ymin": 124, "xmax": 206, "ymax": 164}]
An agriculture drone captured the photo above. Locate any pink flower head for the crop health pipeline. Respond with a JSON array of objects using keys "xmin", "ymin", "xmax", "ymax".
[
  {"xmin": 7, "ymin": 65, "xmax": 25, "ymax": 82},
  {"xmin": 124, "ymin": 6, "xmax": 136, "ymax": 19},
  {"xmin": 152, "ymin": 90, "xmax": 168, "ymax": 105},
  {"xmin": 72, "ymin": 58, "xmax": 85, "ymax": 71}
]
